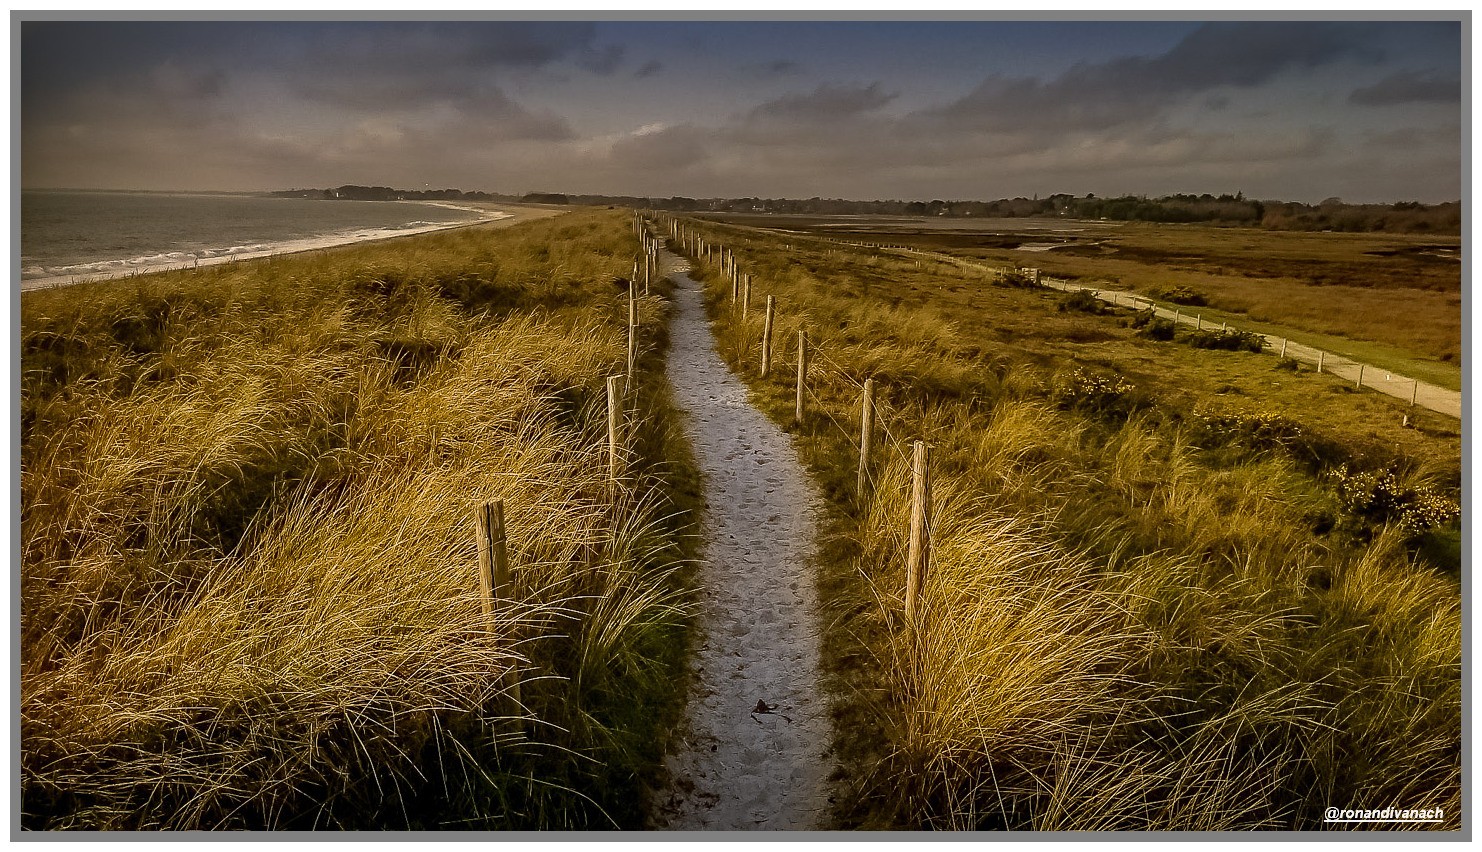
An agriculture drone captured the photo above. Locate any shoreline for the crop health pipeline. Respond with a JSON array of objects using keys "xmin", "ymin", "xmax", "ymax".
[{"xmin": 20, "ymin": 202, "xmax": 566, "ymax": 293}]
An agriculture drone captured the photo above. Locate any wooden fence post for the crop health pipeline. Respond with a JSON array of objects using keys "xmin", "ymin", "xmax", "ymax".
[
  {"xmin": 1196, "ymin": 314, "xmax": 1202, "ymax": 330},
  {"xmin": 607, "ymin": 374, "xmax": 622, "ymax": 484},
  {"xmin": 626, "ymin": 284, "xmax": 639, "ymax": 393},
  {"xmin": 475, "ymin": 500, "xmax": 511, "ymax": 628},
  {"xmin": 743, "ymin": 274, "xmax": 752, "ymax": 318},
  {"xmin": 1317, "ymin": 351, "xmax": 1325, "ymax": 374},
  {"xmin": 905, "ymin": 441, "xmax": 930, "ymax": 628},
  {"xmin": 857, "ymin": 378, "xmax": 875, "ymax": 499},
  {"xmin": 795, "ymin": 329, "xmax": 807, "ymax": 427},
  {"xmin": 1280, "ymin": 338, "xmax": 1288, "ymax": 358},
  {"xmin": 475, "ymin": 499, "xmax": 519, "ymax": 712},
  {"xmin": 1412, "ymin": 379, "xmax": 1419, "ymax": 407},
  {"xmin": 761, "ymin": 295, "xmax": 776, "ymax": 377},
  {"xmin": 1356, "ymin": 363, "xmax": 1364, "ymax": 389}
]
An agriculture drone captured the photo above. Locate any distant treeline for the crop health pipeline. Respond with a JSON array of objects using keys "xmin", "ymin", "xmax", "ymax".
[
  {"xmin": 271, "ymin": 185, "xmax": 501, "ymax": 202},
  {"xmin": 272, "ymin": 186, "xmax": 1460, "ymax": 234}
]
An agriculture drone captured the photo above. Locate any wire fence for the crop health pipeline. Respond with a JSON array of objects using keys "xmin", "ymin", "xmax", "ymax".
[
  {"xmin": 642, "ymin": 210, "xmax": 1463, "ymax": 626},
  {"xmin": 790, "ymin": 230, "xmax": 1455, "ymax": 418},
  {"xmin": 646, "ymin": 213, "xmax": 939, "ymax": 626}
]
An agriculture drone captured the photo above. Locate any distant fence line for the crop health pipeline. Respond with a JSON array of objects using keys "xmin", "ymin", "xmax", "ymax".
[
  {"xmin": 796, "ymin": 231, "xmax": 1457, "ymax": 419},
  {"xmin": 653, "ymin": 213, "xmax": 939, "ymax": 641}
]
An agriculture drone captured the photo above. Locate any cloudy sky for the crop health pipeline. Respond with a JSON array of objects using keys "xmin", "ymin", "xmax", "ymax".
[{"xmin": 20, "ymin": 17, "xmax": 1465, "ymax": 203}]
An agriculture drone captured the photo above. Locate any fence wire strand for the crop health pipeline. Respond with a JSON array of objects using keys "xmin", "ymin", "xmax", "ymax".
[{"xmin": 655, "ymin": 218, "xmax": 945, "ymax": 475}]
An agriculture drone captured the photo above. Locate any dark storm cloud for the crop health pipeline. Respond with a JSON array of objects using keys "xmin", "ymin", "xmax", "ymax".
[
  {"xmin": 284, "ymin": 22, "xmax": 619, "ymax": 109},
  {"xmin": 25, "ymin": 21, "xmax": 618, "ymax": 115},
  {"xmin": 22, "ymin": 20, "xmax": 610, "ymax": 187},
  {"xmin": 748, "ymin": 82, "xmax": 896, "ymax": 122},
  {"xmin": 609, "ymin": 124, "xmax": 709, "ymax": 171},
  {"xmin": 20, "ymin": 20, "xmax": 1461, "ymax": 202},
  {"xmin": 925, "ymin": 21, "xmax": 1387, "ymax": 133},
  {"xmin": 744, "ymin": 59, "xmax": 803, "ymax": 77},
  {"xmin": 1349, "ymin": 70, "xmax": 1462, "ymax": 106}
]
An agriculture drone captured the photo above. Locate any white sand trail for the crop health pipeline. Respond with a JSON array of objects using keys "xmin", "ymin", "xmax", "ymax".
[{"xmin": 653, "ymin": 252, "xmax": 834, "ymax": 831}]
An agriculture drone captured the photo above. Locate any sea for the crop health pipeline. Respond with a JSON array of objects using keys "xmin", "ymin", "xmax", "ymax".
[{"xmin": 19, "ymin": 190, "xmax": 492, "ymax": 289}]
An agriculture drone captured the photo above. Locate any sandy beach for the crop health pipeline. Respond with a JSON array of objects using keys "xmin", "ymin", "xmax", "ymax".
[{"xmin": 20, "ymin": 201, "xmax": 567, "ymax": 292}]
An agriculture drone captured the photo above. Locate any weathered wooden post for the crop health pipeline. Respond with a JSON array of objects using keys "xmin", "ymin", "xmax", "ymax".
[
  {"xmin": 761, "ymin": 295, "xmax": 776, "ymax": 377},
  {"xmin": 607, "ymin": 374, "xmax": 622, "ymax": 483},
  {"xmin": 742, "ymin": 274, "xmax": 752, "ymax": 318},
  {"xmin": 1280, "ymin": 338, "xmax": 1288, "ymax": 358},
  {"xmin": 1356, "ymin": 364, "xmax": 1364, "ymax": 389},
  {"xmin": 905, "ymin": 441, "xmax": 930, "ymax": 628},
  {"xmin": 475, "ymin": 499, "xmax": 520, "ymax": 711},
  {"xmin": 857, "ymin": 378, "xmax": 875, "ymax": 499},
  {"xmin": 1412, "ymin": 379, "xmax": 1420, "ymax": 407},
  {"xmin": 627, "ymin": 295, "xmax": 638, "ymax": 393},
  {"xmin": 475, "ymin": 500, "xmax": 511, "ymax": 628},
  {"xmin": 794, "ymin": 330, "xmax": 807, "ymax": 427},
  {"xmin": 1317, "ymin": 351, "xmax": 1325, "ymax": 374},
  {"xmin": 1196, "ymin": 314, "xmax": 1202, "ymax": 330}
]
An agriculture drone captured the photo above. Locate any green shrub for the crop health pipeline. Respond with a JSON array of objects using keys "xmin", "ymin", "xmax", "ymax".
[
  {"xmin": 1058, "ymin": 289, "xmax": 1107, "ymax": 314},
  {"xmin": 1054, "ymin": 368, "xmax": 1139, "ymax": 417},
  {"xmin": 1132, "ymin": 312, "xmax": 1177, "ymax": 341},
  {"xmin": 1329, "ymin": 465, "xmax": 1461, "ymax": 536},
  {"xmin": 1185, "ymin": 328, "xmax": 1266, "ymax": 353},
  {"xmin": 1151, "ymin": 286, "xmax": 1208, "ymax": 306},
  {"xmin": 996, "ymin": 270, "xmax": 1038, "ymax": 288},
  {"xmin": 1191, "ymin": 409, "xmax": 1305, "ymax": 453}
]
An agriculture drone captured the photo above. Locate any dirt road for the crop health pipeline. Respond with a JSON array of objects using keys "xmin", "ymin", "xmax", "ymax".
[{"xmin": 652, "ymin": 251, "xmax": 834, "ymax": 831}]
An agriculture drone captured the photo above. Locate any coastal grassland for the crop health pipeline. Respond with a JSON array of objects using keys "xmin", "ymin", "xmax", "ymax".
[
  {"xmin": 20, "ymin": 210, "xmax": 701, "ymax": 829},
  {"xmin": 712, "ymin": 216, "xmax": 1462, "ymax": 384},
  {"xmin": 671, "ymin": 218, "xmax": 1460, "ymax": 830}
]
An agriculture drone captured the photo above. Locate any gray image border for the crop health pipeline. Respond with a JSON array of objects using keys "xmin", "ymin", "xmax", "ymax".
[{"xmin": 10, "ymin": 7, "xmax": 1471, "ymax": 842}]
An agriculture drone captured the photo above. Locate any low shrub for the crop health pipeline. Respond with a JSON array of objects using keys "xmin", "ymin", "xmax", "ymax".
[
  {"xmin": 1151, "ymin": 286, "xmax": 1208, "ymax": 306},
  {"xmin": 1191, "ymin": 409, "xmax": 1305, "ymax": 454},
  {"xmin": 1058, "ymin": 289, "xmax": 1107, "ymax": 314},
  {"xmin": 1329, "ymin": 465, "xmax": 1460, "ymax": 537},
  {"xmin": 996, "ymin": 270, "xmax": 1038, "ymax": 288},
  {"xmin": 1130, "ymin": 310, "xmax": 1176, "ymax": 341},
  {"xmin": 1185, "ymin": 328, "xmax": 1266, "ymax": 353},
  {"xmin": 1053, "ymin": 368, "xmax": 1139, "ymax": 417}
]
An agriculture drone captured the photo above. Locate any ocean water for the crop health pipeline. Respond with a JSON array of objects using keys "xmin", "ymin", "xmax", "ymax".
[{"xmin": 19, "ymin": 190, "xmax": 487, "ymax": 285}]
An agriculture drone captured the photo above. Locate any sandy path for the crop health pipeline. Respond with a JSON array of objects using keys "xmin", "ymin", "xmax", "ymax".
[
  {"xmin": 20, "ymin": 203, "xmax": 566, "ymax": 293},
  {"xmin": 653, "ymin": 251, "xmax": 834, "ymax": 831}
]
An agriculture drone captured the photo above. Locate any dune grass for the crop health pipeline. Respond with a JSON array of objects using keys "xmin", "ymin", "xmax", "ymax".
[
  {"xmin": 21, "ymin": 210, "xmax": 700, "ymax": 829},
  {"xmin": 666, "ymin": 216, "xmax": 1460, "ymax": 831}
]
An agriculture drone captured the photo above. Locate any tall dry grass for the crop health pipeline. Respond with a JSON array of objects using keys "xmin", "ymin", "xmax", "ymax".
[
  {"xmin": 671, "ymin": 217, "xmax": 1460, "ymax": 831},
  {"xmin": 22, "ymin": 211, "xmax": 695, "ymax": 829}
]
